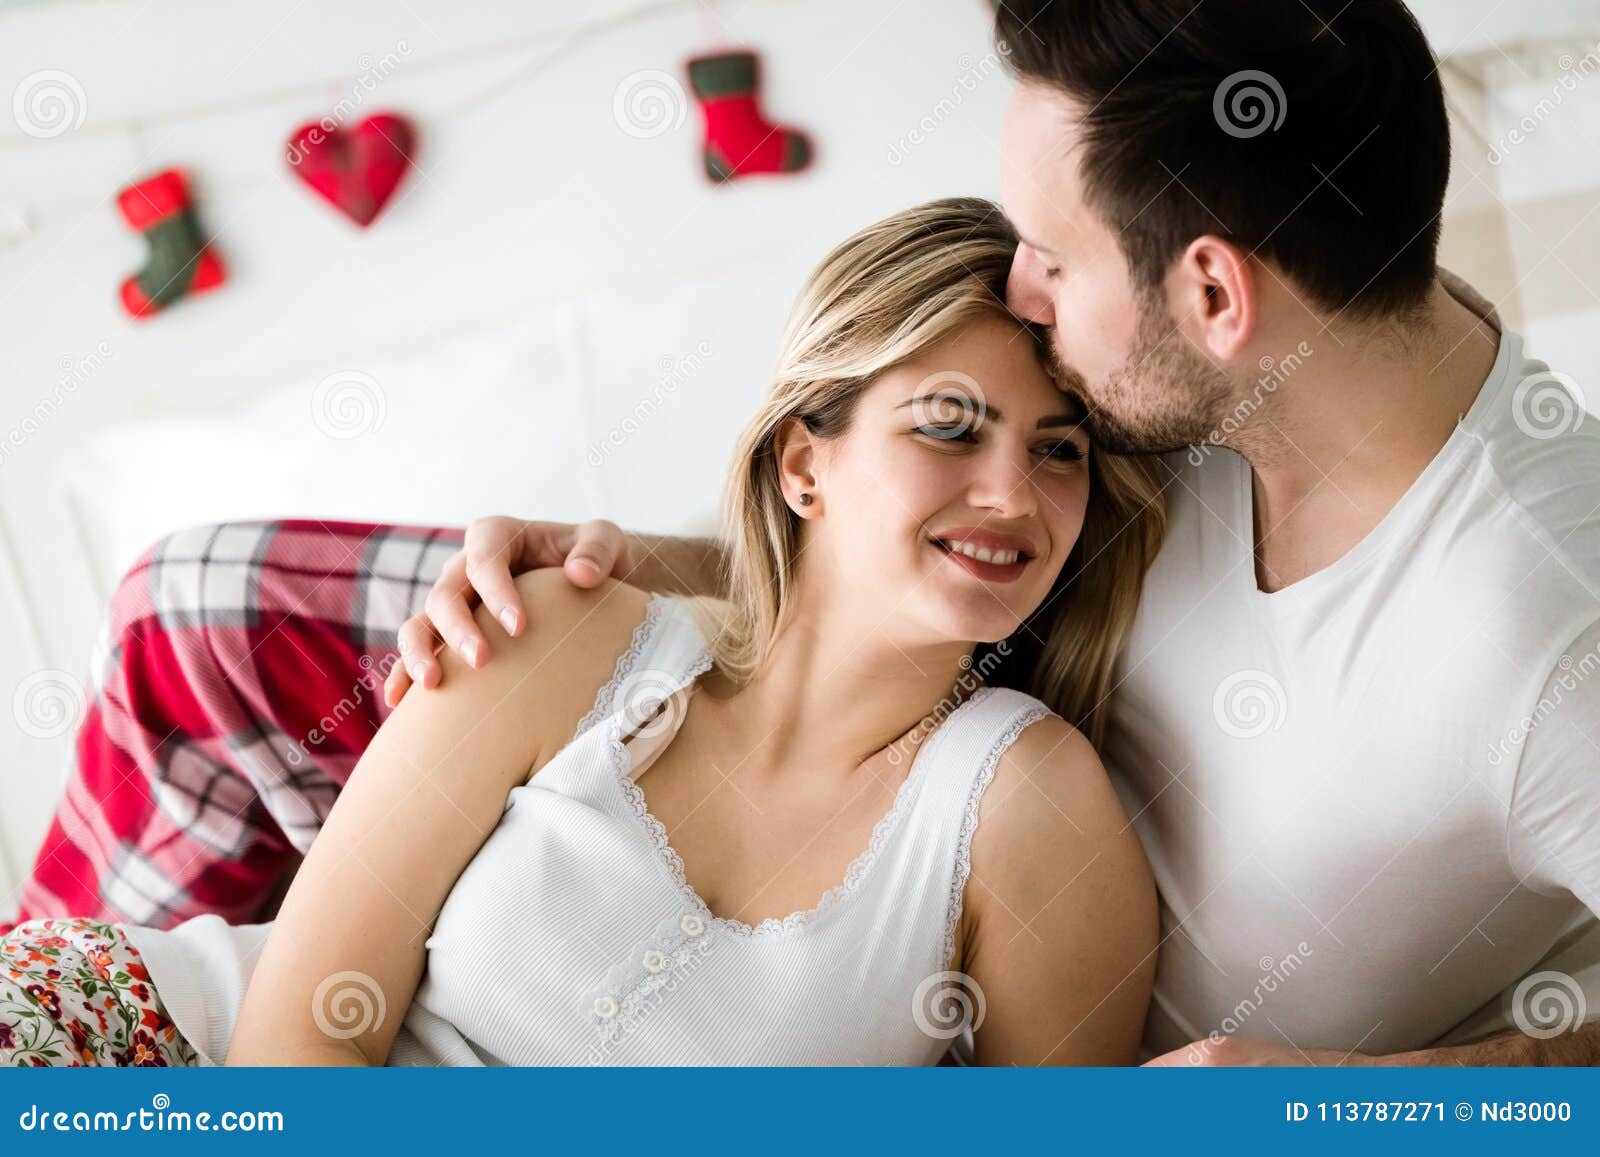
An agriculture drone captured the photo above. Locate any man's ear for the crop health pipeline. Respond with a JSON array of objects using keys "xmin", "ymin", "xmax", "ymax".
[
  {"xmin": 1173, "ymin": 235, "xmax": 1255, "ymax": 363},
  {"xmin": 775, "ymin": 416, "xmax": 822, "ymax": 517}
]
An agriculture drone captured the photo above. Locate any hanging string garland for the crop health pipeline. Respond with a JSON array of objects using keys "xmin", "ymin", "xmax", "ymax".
[
  {"xmin": 1, "ymin": 0, "xmax": 740, "ymax": 237},
  {"xmin": 9, "ymin": 0, "xmax": 815, "ymax": 316}
]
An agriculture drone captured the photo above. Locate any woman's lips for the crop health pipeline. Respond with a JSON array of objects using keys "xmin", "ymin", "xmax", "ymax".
[{"xmin": 931, "ymin": 538, "xmax": 1031, "ymax": 584}]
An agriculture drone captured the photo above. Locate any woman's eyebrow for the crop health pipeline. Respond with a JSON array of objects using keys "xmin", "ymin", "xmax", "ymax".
[
  {"xmin": 895, "ymin": 396, "xmax": 1085, "ymax": 430},
  {"xmin": 897, "ymin": 394, "xmax": 998, "ymax": 420}
]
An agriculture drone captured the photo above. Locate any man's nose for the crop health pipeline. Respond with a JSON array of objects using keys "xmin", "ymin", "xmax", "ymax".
[{"xmin": 1005, "ymin": 246, "xmax": 1056, "ymax": 326}]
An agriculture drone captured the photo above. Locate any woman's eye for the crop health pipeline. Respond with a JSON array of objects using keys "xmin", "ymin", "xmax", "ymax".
[
  {"xmin": 1038, "ymin": 440, "xmax": 1085, "ymax": 464},
  {"xmin": 916, "ymin": 425, "xmax": 978, "ymax": 444},
  {"xmin": 1044, "ymin": 267, "xmax": 1061, "ymax": 281}
]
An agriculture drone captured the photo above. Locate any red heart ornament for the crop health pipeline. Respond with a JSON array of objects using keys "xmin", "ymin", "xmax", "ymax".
[{"xmin": 286, "ymin": 112, "xmax": 415, "ymax": 227}]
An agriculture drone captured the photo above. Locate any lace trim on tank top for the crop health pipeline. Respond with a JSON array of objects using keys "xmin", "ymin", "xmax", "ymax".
[
  {"xmin": 571, "ymin": 592, "xmax": 672, "ymax": 742},
  {"xmin": 594, "ymin": 596, "xmax": 1002, "ymax": 940},
  {"xmin": 939, "ymin": 701, "xmax": 1053, "ymax": 971}
]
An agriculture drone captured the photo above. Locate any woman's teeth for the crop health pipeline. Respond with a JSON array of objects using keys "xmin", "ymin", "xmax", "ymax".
[{"xmin": 938, "ymin": 540, "xmax": 1021, "ymax": 566}]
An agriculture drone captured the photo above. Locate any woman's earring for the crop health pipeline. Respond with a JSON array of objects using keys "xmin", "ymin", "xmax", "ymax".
[{"xmin": 798, "ymin": 492, "xmax": 813, "ymax": 506}]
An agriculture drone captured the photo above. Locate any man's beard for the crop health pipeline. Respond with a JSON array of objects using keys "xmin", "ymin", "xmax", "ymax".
[{"xmin": 1045, "ymin": 292, "xmax": 1236, "ymax": 457}]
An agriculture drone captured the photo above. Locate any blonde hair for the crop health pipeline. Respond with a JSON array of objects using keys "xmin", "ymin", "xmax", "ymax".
[{"xmin": 702, "ymin": 197, "xmax": 1167, "ymax": 748}]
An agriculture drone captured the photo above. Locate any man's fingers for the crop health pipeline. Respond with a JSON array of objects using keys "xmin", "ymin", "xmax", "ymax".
[
  {"xmin": 422, "ymin": 555, "xmax": 488, "ymax": 668},
  {"xmin": 382, "ymin": 652, "xmax": 412, "ymax": 708},
  {"xmin": 395, "ymin": 616, "xmax": 445, "ymax": 685},
  {"xmin": 463, "ymin": 527, "xmax": 530, "ymax": 638},
  {"xmin": 562, "ymin": 519, "xmax": 627, "ymax": 587}
]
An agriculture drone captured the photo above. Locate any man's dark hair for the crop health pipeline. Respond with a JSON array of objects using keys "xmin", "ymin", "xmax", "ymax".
[{"xmin": 994, "ymin": 0, "xmax": 1450, "ymax": 319}]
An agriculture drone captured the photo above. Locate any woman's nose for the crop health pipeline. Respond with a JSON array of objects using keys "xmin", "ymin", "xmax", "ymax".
[
  {"xmin": 1005, "ymin": 246, "xmax": 1056, "ymax": 326},
  {"xmin": 968, "ymin": 445, "xmax": 1040, "ymax": 518}
]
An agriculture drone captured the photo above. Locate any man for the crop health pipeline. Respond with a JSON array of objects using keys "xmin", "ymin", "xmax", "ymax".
[{"xmin": 11, "ymin": 0, "xmax": 1599, "ymax": 1064}]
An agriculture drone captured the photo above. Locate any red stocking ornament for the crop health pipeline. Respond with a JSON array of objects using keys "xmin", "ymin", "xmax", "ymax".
[
  {"xmin": 686, "ymin": 51, "xmax": 811, "ymax": 182},
  {"xmin": 116, "ymin": 169, "xmax": 226, "ymax": 319}
]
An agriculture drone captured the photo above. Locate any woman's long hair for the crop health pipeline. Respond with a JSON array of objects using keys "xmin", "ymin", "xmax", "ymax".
[{"xmin": 698, "ymin": 197, "xmax": 1167, "ymax": 748}]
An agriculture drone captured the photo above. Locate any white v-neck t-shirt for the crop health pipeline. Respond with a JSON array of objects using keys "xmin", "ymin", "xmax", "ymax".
[{"xmin": 1105, "ymin": 318, "xmax": 1600, "ymax": 1057}]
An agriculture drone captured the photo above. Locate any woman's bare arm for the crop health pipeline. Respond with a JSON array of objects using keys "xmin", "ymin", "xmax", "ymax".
[
  {"xmin": 227, "ymin": 570, "xmax": 651, "ymax": 1066},
  {"xmin": 961, "ymin": 716, "xmax": 1158, "ymax": 1066}
]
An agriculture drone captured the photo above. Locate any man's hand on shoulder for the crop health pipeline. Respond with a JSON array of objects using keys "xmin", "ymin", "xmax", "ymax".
[{"xmin": 384, "ymin": 517, "xmax": 633, "ymax": 707}]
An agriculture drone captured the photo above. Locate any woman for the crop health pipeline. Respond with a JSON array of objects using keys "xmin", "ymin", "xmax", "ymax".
[{"xmin": 0, "ymin": 198, "xmax": 1165, "ymax": 1067}]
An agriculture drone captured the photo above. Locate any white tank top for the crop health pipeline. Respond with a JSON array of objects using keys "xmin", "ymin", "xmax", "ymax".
[{"xmin": 126, "ymin": 593, "xmax": 1054, "ymax": 1066}]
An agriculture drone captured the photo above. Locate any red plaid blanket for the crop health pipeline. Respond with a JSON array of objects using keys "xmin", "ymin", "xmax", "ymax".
[{"xmin": 2, "ymin": 519, "xmax": 463, "ymax": 936}]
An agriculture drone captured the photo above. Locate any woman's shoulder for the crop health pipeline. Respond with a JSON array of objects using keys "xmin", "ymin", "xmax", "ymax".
[
  {"xmin": 507, "ymin": 569, "xmax": 655, "ymax": 637},
  {"xmin": 967, "ymin": 706, "xmax": 1153, "ymax": 920},
  {"xmin": 479, "ymin": 572, "xmax": 660, "ymax": 756}
]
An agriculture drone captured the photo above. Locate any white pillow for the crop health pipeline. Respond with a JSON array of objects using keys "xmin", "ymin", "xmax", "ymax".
[{"xmin": 58, "ymin": 264, "xmax": 808, "ymax": 591}]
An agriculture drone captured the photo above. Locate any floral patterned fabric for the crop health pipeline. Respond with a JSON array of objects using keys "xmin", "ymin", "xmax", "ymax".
[{"xmin": 0, "ymin": 917, "xmax": 197, "ymax": 1067}]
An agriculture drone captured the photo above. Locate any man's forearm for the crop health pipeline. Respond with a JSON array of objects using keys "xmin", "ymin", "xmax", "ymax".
[
  {"xmin": 1377, "ymin": 1022, "xmax": 1600, "ymax": 1066},
  {"xmin": 620, "ymin": 532, "xmax": 727, "ymax": 598}
]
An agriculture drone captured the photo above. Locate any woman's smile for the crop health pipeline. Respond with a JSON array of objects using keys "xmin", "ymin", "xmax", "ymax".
[{"xmin": 929, "ymin": 526, "xmax": 1039, "ymax": 584}]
